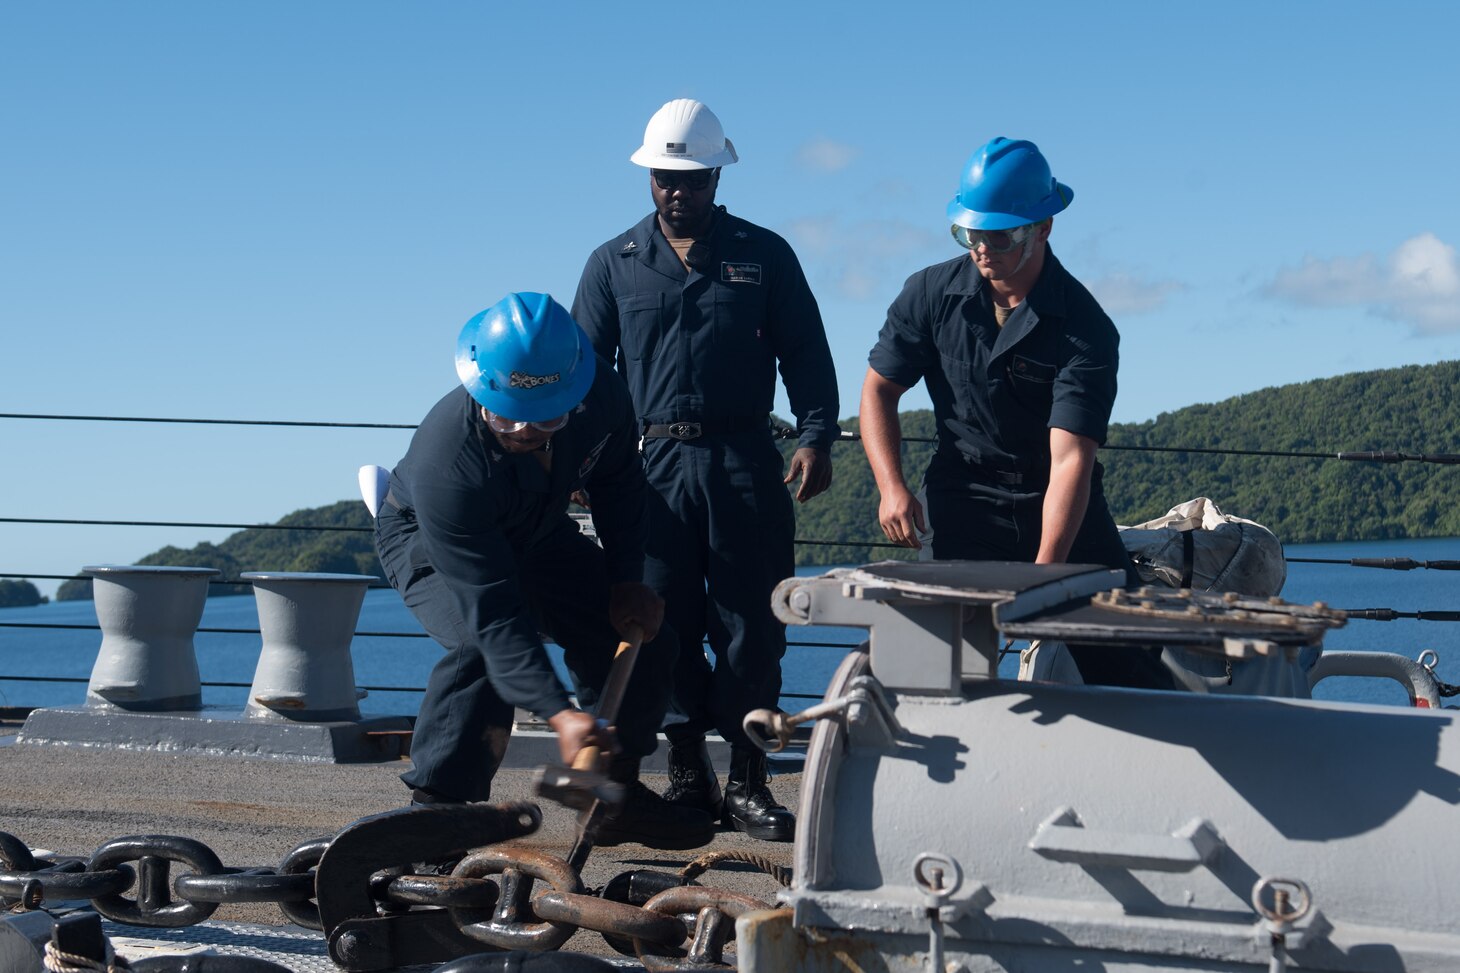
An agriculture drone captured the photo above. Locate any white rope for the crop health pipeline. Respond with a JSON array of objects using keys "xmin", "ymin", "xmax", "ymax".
[{"xmin": 42, "ymin": 939, "xmax": 133, "ymax": 973}]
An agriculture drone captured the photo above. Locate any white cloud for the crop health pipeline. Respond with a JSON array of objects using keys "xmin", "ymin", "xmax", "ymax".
[
  {"xmin": 1086, "ymin": 273, "xmax": 1185, "ymax": 315},
  {"xmin": 1263, "ymin": 232, "xmax": 1460, "ymax": 334},
  {"xmin": 784, "ymin": 215, "xmax": 944, "ymax": 301},
  {"xmin": 794, "ymin": 137, "xmax": 859, "ymax": 173},
  {"xmin": 784, "ymin": 215, "xmax": 840, "ymax": 256}
]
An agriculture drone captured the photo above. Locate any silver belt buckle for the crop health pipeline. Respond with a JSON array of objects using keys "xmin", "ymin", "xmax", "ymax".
[{"xmin": 668, "ymin": 421, "xmax": 702, "ymax": 440}]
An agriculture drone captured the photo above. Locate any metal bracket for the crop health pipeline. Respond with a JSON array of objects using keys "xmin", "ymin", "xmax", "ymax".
[
  {"xmin": 772, "ymin": 563, "xmax": 1127, "ymax": 692},
  {"xmin": 1029, "ymin": 806, "xmax": 1224, "ymax": 872},
  {"xmin": 743, "ymin": 674, "xmax": 902, "ymax": 753},
  {"xmin": 315, "ymin": 802, "xmax": 541, "ymax": 970}
]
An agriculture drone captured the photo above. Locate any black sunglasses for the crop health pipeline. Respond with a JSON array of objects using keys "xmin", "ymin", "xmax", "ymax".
[{"xmin": 652, "ymin": 169, "xmax": 715, "ymax": 191}]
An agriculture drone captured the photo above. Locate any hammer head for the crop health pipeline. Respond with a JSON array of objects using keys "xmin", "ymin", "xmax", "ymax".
[{"xmin": 533, "ymin": 764, "xmax": 626, "ymax": 813}]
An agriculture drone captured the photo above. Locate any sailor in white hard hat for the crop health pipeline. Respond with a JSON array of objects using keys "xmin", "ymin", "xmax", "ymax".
[{"xmin": 571, "ymin": 99, "xmax": 841, "ymax": 842}]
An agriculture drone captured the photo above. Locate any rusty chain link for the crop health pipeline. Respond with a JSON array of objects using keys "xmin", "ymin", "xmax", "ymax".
[
  {"xmin": 635, "ymin": 886, "xmax": 772, "ymax": 971},
  {"xmin": 449, "ymin": 847, "xmax": 582, "ymax": 951}
]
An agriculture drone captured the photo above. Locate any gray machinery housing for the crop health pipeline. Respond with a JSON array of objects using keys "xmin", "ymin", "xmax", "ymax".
[{"xmin": 739, "ymin": 560, "xmax": 1459, "ymax": 972}]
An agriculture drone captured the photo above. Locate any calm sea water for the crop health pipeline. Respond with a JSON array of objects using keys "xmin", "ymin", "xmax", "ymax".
[{"xmin": 3, "ymin": 538, "xmax": 1459, "ymax": 715}]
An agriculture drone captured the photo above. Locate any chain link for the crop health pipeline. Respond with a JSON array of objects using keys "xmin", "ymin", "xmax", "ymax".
[
  {"xmin": 449, "ymin": 847, "xmax": 582, "ymax": 951},
  {"xmin": 635, "ymin": 885, "xmax": 773, "ymax": 970},
  {"xmin": 89, "ymin": 836, "xmax": 225, "ymax": 927}
]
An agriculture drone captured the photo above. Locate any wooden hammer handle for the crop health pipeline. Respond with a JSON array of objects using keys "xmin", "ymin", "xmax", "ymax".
[{"xmin": 569, "ymin": 625, "xmax": 644, "ymax": 773}]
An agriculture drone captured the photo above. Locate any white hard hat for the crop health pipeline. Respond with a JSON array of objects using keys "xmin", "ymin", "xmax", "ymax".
[{"xmin": 629, "ymin": 99, "xmax": 739, "ymax": 170}]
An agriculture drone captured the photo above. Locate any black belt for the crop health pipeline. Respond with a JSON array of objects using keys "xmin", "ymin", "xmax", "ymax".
[
  {"xmin": 642, "ymin": 417, "xmax": 768, "ymax": 441},
  {"xmin": 981, "ymin": 468, "xmax": 1035, "ymax": 486},
  {"xmin": 945, "ymin": 451, "xmax": 1045, "ymax": 487}
]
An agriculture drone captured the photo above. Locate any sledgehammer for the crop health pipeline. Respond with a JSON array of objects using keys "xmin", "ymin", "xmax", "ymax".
[{"xmin": 533, "ymin": 626, "xmax": 643, "ymax": 871}]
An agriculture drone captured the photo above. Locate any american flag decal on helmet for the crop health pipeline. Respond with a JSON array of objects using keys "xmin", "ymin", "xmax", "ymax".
[{"xmin": 665, "ymin": 142, "xmax": 687, "ymax": 154}]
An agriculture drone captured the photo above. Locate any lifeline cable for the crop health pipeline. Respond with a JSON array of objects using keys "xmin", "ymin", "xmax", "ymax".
[
  {"xmin": 9, "ymin": 411, "xmax": 1460, "ymax": 464},
  {"xmin": 1287, "ymin": 557, "xmax": 1460, "ymax": 570},
  {"xmin": 0, "ymin": 412, "xmax": 414, "ymax": 430}
]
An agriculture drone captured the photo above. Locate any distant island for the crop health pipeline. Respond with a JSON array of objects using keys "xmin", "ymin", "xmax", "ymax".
[
  {"xmin": 52, "ymin": 359, "xmax": 1460, "ymax": 600},
  {"xmin": 0, "ymin": 580, "xmax": 47, "ymax": 608}
]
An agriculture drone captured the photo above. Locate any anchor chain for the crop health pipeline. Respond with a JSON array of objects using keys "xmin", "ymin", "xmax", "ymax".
[{"xmin": 0, "ymin": 810, "xmax": 776, "ymax": 971}]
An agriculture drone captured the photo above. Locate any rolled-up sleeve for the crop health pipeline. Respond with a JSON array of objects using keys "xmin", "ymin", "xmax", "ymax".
[{"xmin": 867, "ymin": 270, "xmax": 934, "ymax": 389}]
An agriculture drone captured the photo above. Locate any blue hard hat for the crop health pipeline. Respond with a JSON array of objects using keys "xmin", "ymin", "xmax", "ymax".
[
  {"xmin": 946, "ymin": 137, "xmax": 1073, "ymax": 230},
  {"xmin": 454, "ymin": 292, "xmax": 596, "ymax": 422}
]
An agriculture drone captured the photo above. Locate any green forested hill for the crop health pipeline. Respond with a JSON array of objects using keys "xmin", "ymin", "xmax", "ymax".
[
  {"xmin": 789, "ymin": 360, "xmax": 1460, "ymax": 562},
  {"xmin": 0, "ymin": 579, "xmax": 46, "ymax": 607},
  {"xmin": 56, "ymin": 501, "xmax": 380, "ymax": 600},
  {"xmin": 1098, "ymin": 361, "xmax": 1460, "ymax": 542},
  {"xmin": 56, "ymin": 360, "xmax": 1460, "ymax": 598}
]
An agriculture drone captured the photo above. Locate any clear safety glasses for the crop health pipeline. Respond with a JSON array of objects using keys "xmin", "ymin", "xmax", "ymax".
[
  {"xmin": 652, "ymin": 168, "xmax": 715, "ymax": 192},
  {"xmin": 484, "ymin": 411, "xmax": 571, "ymax": 435},
  {"xmin": 951, "ymin": 221, "xmax": 1042, "ymax": 254}
]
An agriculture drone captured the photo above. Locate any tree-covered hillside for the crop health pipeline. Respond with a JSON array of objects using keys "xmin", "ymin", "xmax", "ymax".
[
  {"xmin": 56, "ymin": 359, "xmax": 1460, "ymax": 596},
  {"xmin": 1099, "ymin": 361, "xmax": 1460, "ymax": 541},
  {"xmin": 789, "ymin": 360, "xmax": 1460, "ymax": 560},
  {"xmin": 0, "ymin": 580, "xmax": 46, "ymax": 607},
  {"xmin": 57, "ymin": 501, "xmax": 379, "ymax": 601}
]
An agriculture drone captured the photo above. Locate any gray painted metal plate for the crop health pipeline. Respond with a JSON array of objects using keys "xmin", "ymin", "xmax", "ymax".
[
  {"xmin": 846, "ymin": 559, "xmax": 1118, "ymax": 604},
  {"xmin": 103, "ymin": 919, "xmax": 343, "ymax": 972}
]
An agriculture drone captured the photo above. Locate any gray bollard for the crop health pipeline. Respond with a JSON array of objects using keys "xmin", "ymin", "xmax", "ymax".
[
  {"xmin": 241, "ymin": 572, "xmax": 378, "ymax": 722},
  {"xmin": 82, "ymin": 564, "xmax": 221, "ymax": 711}
]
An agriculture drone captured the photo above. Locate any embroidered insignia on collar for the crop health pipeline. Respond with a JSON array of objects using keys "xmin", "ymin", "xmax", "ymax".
[{"xmin": 733, "ymin": 230, "xmax": 748, "ymax": 239}]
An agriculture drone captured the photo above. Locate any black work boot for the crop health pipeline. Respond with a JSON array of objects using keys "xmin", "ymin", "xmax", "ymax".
[
  {"xmin": 662, "ymin": 737, "xmax": 724, "ymax": 817},
  {"xmin": 723, "ymin": 746, "xmax": 795, "ymax": 842},
  {"xmin": 595, "ymin": 757, "xmax": 716, "ymax": 850}
]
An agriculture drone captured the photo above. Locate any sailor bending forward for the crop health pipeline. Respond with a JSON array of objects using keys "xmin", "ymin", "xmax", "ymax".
[{"xmin": 375, "ymin": 292, "xmax": 715, "ymax": 849}]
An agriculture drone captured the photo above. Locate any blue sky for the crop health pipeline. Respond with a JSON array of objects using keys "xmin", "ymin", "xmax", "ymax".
[{"xmin": 4, "ymin": 1, "xmax": 1459, "ymax": 596}]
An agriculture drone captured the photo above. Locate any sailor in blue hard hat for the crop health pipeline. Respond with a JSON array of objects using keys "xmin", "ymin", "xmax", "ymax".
[
  {"xmin": 946, "ymin": 136, "xmax": 1073, "ymax": 281},
  {"xmin": 861, "ymin": 137, "xmax": 1173, "ymax": 689},
  {"xmin": 375, "ymin": 292, "xmax": 717, "ymax": 848}
]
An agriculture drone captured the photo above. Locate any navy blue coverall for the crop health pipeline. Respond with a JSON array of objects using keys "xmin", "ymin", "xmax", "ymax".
[
  {"xmin": 375, "ymin": 367, "xmax": 674, "ymax": 802},
  {"xmin": 572, "ymin": 208, "xmax": 839, "ymax": 748},
  {"xmin": 869, "ymin": 250, "xmax": 1164, "ymax": 687},
  {"xmin": 869, "ymin": 248, "xmax": 1129, "ymax": 567}
]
